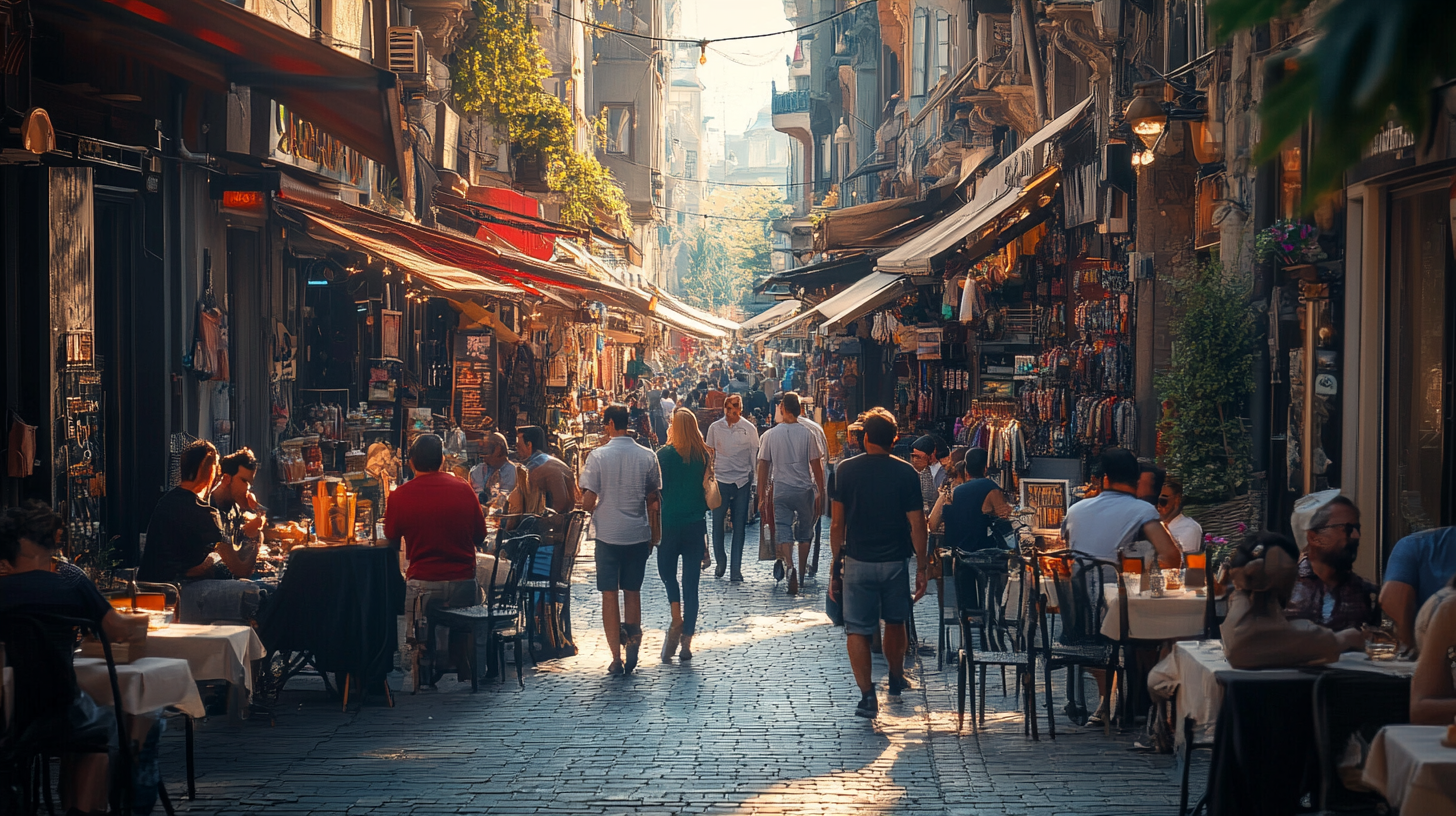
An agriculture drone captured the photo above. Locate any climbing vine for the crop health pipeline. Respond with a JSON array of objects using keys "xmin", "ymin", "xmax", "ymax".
[{"xmin": 453, "ymin": 0, "xmax": 629, "ymax": 231}]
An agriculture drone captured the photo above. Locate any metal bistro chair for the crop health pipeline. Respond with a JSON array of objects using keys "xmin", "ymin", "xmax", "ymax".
[
  {"xmin": 957, "ymin": 547, "xmax": 1041, "ymax": 738},
  {"xmin": 428, "ymin": 529, "xmax": 541, "ymax": 691},
  {"xmin": 520, "ymin": 509, "xmax": 587, "ymax": 659},
  {"xmin": 1037, "ymin": 551, "xmax": 1126, "ymax": 738}
]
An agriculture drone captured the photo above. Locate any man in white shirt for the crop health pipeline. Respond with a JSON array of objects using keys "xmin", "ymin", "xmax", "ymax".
[
  {"xmin": 705, "ymin": 394, "xmax": 759, "ymax": 582},
  {"xmin": 1158, "ymin": 476, "xmax": 1204, "ymax": 554},
  {"xmin": 1062, "ymin": 446, "xmax": 1181, "ymax": 724},
  {"xmin": 756, "ymin": 392, "xmax": 825, "ymax": 595},
  {"xmin": 580, "ymin": 404, "xmax": 663, "ymax": 676},
  {"xmin": 468, "ymin": 432, "xmax": 517, "ymax": 504}
]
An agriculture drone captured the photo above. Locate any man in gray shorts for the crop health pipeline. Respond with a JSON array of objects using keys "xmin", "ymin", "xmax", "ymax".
[
  {"xmin": 828, "ymin": 407, "xmax": 928, "ymax": 718},
  {"xmin": 756, "ymin": 391, "xmax": 825, "ymax": 595}
]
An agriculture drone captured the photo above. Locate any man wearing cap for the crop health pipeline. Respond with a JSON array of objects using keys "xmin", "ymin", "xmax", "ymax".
[
  {"xmin": 909, "ymin": 436, "xmax": 947, "ymax": 512},
  {"xmin": 1286, "ymin": 491, "xmax": 1380, "ymax": 632}
]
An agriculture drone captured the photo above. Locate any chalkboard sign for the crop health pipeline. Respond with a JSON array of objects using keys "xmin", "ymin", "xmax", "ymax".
[{"xmin": 451, "ymin": 332, "xmax": 497, "ymax": 431}]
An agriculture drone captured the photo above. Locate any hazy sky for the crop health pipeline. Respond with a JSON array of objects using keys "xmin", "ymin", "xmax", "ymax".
[{"xmin": 685, "ymin": 0, "xmax": 792, "ymax": 136}]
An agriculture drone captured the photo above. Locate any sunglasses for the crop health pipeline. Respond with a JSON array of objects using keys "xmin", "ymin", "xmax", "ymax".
[
  {"xmin": 1311, "ymin": 523, "xmax": 1361, "ymax": 535},
  {"xmin": 1157, "ymin": 496, "xmax": 1172, "ymax": 506}
]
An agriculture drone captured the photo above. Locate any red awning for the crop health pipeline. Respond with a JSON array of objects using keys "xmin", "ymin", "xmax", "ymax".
[{"xmin": 39, "ymin": 0, "xmax": 404, "ymax": 174}]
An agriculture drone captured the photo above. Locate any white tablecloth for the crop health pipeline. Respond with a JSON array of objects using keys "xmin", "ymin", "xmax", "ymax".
[
  {"xmin": 1099, "ymin": 584, "xmax": 1210, "ymax": 640},
  {"xmin": 1362, "ymin": 725, "xmax": 1456, "ymax": 816},
  {"xmin": 147, "ymin": 624, "xmax": 266, "ymax": 693},
  {"xmin": 1153, "ymin": 641, "xmax": 1417, "ymax": 749},
  {"xmin": 74, "ymin": 656, "xmax": 206, "ymax": 718}
]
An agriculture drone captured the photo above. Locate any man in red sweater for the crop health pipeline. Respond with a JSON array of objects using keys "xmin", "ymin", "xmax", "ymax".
[{"xmin": 386, "ymin": 433, "xmax": 487, "ymax": 688}]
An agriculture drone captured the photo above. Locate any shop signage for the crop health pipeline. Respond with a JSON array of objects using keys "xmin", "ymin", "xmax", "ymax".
[
  {"xmin": 450, "ymin": 332, "xmax": 497, "ymax": 432},
  {"xmin": 271, "ymin": 103, "xmax": 369, "ymax": 189}
]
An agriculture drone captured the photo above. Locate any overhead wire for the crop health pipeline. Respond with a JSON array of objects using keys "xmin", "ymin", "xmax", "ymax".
[{"xmin": 556, "ymin": 1, "xmax": 875, "ymax": 47}]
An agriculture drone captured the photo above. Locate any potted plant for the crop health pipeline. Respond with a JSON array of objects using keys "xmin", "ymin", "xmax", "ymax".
[{"xmin": 1255, "ymin": 219, "xmax": 1326, "ymax": 278}]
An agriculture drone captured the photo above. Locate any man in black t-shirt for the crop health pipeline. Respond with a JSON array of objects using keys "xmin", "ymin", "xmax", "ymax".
[
  {"xmin": 140, "ymin": 440, "xmax": 262, "ymax": 622},
  {"xmin": 828, "ymin": 407, "xmax": 928, "ymax": 719}
]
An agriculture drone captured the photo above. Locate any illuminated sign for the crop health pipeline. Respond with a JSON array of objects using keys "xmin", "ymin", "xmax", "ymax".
[
  {"xmin": 222, "ymin": 190, "xmax": 266, "ymax": 209},
  {"xmin": 271, "ymin": 103, "xmax": 369, "ymax": 188}
]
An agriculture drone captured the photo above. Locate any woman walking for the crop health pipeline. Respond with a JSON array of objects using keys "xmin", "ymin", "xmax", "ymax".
[{"xmin": 656, "ymin": 408, "xmax": 711, "ymax": 662}]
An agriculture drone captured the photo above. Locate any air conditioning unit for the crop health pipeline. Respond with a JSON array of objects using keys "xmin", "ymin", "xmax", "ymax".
[
  {"xmin": 527, "ymin": 2, "xmax": 551, "ymax": 27},
  {"xmin": 1126, "ymin": 251, "xmax": 1155, "ymax": 282},
  {"xmin": 387, "ymin": 27, "xmax": 427, "ymax": 76}
]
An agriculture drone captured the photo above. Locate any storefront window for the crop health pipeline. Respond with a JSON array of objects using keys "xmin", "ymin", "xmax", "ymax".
[{"xmin": 1386, "ymin": 186, "xmax": 1453, "ymax": 542}]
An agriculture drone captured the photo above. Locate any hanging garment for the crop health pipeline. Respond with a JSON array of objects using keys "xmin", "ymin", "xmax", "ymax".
[{"xmin": 7, "ymin": 412, "xmax": 36, "ymax": 478}]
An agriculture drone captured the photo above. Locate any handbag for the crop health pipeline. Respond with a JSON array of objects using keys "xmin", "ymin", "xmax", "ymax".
[{"xmin": 703, "ymin": 455, "xmax": 722, "ymax": 511}]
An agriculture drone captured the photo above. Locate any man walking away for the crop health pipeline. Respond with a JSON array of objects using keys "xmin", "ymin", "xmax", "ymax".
[
  {"xmin": 796, "ymin": 409, "xmax": 829, "ymax": 579},
  {"xmin": 757, "ymin": 392, "xmax": 824, "ymax": 595},
  {"xmin": 705, "ymin": 394, "xmax": 759, "ymax": 581},
  {"xmin": 580, "ymin": 404, "xmax": 662, "ymax": 675},
  {"xmin": 829, "ymin": 408, "xmax": 928, "ymax": 718}
]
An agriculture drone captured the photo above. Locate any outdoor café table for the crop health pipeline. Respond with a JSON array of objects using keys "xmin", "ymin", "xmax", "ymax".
[
  {"xmin": 148, "ymin": 623, "xmax": 266, "ymax": 718},
  {"xmin": 257, "ymin": 544, "xmax": 404, "ymax": 704},
  {"xmin": 1197, "ymin": 650, "xmax": 1416, "ymax": 816},
  {"xmin": 1361, "ymin": 725, "xmax": 1456, "ymax": 816},
  {"xmin": 1099, "ymin": 583, "xmax": 1209, "ymax": 641},
  {"xmin": 73, "ymin": 656, "xmax": 206, "ymax": 717}
]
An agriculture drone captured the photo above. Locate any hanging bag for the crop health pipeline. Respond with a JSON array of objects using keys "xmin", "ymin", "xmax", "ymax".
[{"xmin": 702, "ymin": 452, "xmax": 722, "ymax": 511}]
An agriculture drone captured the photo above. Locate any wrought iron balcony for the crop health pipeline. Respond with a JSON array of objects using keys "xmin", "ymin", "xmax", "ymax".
[{"xmin": 772, "ymin": 90, "xmax": 812, "ymax": 116}]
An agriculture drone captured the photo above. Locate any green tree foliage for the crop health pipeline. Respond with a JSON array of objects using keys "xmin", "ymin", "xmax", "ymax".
[
  {"xmin": 452, "ymin": 0, "xmax": 629, "ymax": 230},
  {"xmin": 1156, "ymin": 262, "xmax": 1258, "ymax": 503},
  {"xmin": 678, "ymin": 187, "xmax": 787, "ymax": 310},
  {"xmin": 1210, "ymin": 0, "xmax": 1456, "ymax": 202}
]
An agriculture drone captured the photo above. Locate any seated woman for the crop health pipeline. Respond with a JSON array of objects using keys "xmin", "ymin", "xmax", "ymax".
[
  {"xmin": 1221, "ymin": 532, "xmax": 1364, "ymax": 669},
  {"xmin": 1410, "ymin": 572, "xmax": 1456, "ymax": 725},
  {"xmin": 926, "ymin": 461, "xmax": 970, "ymax": 533}
]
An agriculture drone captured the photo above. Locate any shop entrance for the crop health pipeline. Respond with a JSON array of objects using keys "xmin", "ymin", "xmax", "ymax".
[{"xmin": 1384, "ymin": 183, "xmax": 1456, "ymax": 548}]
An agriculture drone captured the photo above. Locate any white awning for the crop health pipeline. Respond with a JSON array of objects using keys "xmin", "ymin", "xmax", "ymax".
[
  {"xmin": 877, "ymin": 97, "xmax": 1095, "ymax": 274},
  {"xmin": 756, "ymin": 273, "xmax": 910, "ymax": 339},
  {"xmin": 740, "ymin": 299, "xmax": 802, "ymax": 331}
]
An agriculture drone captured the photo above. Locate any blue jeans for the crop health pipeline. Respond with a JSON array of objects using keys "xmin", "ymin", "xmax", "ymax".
[
  {"xmin": 657, "ymin": 519, "xmax": 706, "ymax": 635},
  {"xmin": 710, "ymin": 480, "xmax": 752, "ymax": 576}
]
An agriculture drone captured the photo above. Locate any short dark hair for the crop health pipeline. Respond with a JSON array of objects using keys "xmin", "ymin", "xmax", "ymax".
[
  {"xmin": 781, "ymin": 392, "xmax": 802, "ymax": 417},
  {"xmin": 1309, "ymin": 495, "xmax": 1358, "ymax": 532},
  {"xmin": 517, "ymin": 425, "xmax": 547, "ymax": 454},
  {"xmin": 861, "ymin": 407, "xmax": 896, "ymax": 447},
  {"xmin": 1100, "ymin": 447, "xmax": 1140, "ymax": 487},
  {"xmin": 949, "ymin": 461, "xmax": 969, "ymax": 481},
  {"xmin": 409, "ymin": 433, "xmax": 445, "ymax": 472},
  {"xmin": 0, "ymin": 500, "xmax": 63, "ymax": 563},
  {"xmin": 219, "ymin": 447, "xmax": 258, "ymax": 476},
  {"xmin": 1164, "ymin": 475, "xmax": 1184, "ymax": 497},
  {"xmin": 603, "ymin": 404, "xmax": 630, "ymax": 432},
  {"xmin": 1230, "ymin": 532, "xmax": 1299, "ymax": 571},
  {"xmin": 180, "ymin": 440, "xmax": 218, "ymax": 482},
  {"xmin": 964, "ymin": 447, "xmax": 990, "ymax": 479},
  {"xmin": 912, "ymin": 435, "xmax": 947, "ymax": 458}
]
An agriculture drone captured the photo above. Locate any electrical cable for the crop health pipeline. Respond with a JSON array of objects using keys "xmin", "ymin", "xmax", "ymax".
[
  {"xmin": 558, "ymin": 1, "xmax": 875, "ymax": 47},
  {"xmin": 657, "ymin": 205, "xmax": 783, "ymax": 223}
]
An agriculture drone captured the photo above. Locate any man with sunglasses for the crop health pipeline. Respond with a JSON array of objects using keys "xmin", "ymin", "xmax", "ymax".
[
  {"xmin": 1157, "ymin": 476, "xmax": 1203, "ymax": 554},
  {"xmin": 1285, "ymin": 492, "xmax": 1381, "ymax": 631}
]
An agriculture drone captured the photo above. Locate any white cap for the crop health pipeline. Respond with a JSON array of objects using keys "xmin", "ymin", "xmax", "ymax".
[{"xmin": 1290, "ymin": 488, "xmax": 1342, "ymax": 551}]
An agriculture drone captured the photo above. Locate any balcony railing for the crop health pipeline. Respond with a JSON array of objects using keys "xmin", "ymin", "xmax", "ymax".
[{"xmin": 772, "ymin": 90, "xmax": 812, "ymax": 116}]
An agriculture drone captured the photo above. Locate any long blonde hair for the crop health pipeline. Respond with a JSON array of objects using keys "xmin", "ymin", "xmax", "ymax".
[{"xmin": 667, "ymin": 407, "xmax": 709, "ymax": 465}]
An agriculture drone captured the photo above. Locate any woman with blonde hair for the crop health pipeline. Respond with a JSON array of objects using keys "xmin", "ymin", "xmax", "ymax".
[{"xmin": 656, "ymin": 407, "xmax": 711, "ymax": 661}]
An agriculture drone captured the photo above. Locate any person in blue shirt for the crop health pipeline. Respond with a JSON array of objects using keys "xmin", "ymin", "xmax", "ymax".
[{"xmin": 1381, "ymin": 526, "xmax": 1456, "ymax": 650}]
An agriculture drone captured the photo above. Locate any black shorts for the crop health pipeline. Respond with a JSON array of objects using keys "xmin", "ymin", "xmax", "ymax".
[{"xmin": 595, "ymin": 541, "xmax": 653, "ymax": 592}]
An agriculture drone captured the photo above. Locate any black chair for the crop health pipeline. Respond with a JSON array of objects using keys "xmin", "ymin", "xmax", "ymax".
[
  {"xmin": 1312, "ymin": 670, "xmax": 1411, "ymax": 814},
  {"xmin": 428, "ymin": 532, "xmax": 541, "ymax": 690},
  {"xmin": 0, "ymin": 610, "xmax": 174, "ymax": 816},
  {"xmin": 934, "ymin": 546, "xmax": 958, "ymax": 670},
  {"xmin": 957, "ymin": 548, "xmax": 1042, "ymax": 738},
  {"xmin": 520, "ymin": 509, "xmax": 587, "ymax": 659},
  {"xmin": 1037, "ymin": 551, "xmax": 1124, "ymax": 738}
]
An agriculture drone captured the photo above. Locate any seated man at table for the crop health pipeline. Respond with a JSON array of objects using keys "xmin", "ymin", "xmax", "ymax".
[
  {"xmin": 1286, "ymin": 491, "xmax": 1381, "ymax": 632},
  {"xmin": 1381, "ymin": 525, "xmax": 1456, "ymax": 652},
  {"xmin": 0, "ymin": 501, "xmax": 136, "ymax": 816},
  {"xmin": 1157, "ymin": 476, "xmax": 1204, "ymax": 554},
  {"xmin": 211, "ymin": 447, "xmax": 265, "ymax": 542},
  {"xmin": 468, "ymin": 432, "xmax": 517, "ymax": 505},
  {"xmin": 1410, "ymin": 572, "xmax": 1456, "ymax": 724},
  {"xmin": 1222, "ymin": 532, "xmax": 1365, "ymax": 669},
  {"xmin": 139, "ymin": 440, "xmax": 265, "ymax": 623},
  {"xmin": 516, "ymin": 425, "xmax": 577, "ymax": 514},
  {"xmin": 386, "ymin": 433, "xmax": 487, "ymax": 689}
]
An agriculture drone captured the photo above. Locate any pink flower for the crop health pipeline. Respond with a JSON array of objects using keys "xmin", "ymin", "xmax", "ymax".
[
  {"xmin": 1281, "ymin": 243, "xmax": 1294, "ymax": 252},
  {"xmin": 1235, "ymin": 522, "xmax": 1247, "ymax": 533}
]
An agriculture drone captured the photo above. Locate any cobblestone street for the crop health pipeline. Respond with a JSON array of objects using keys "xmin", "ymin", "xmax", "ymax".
[{"xmin": 159, "ymin": 528, "xmax": 1204, "ymax": 815}]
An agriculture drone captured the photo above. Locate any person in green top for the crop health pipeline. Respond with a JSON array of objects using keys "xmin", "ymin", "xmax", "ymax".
[{"xmin": 656, "ymin": 407, "xmax": 711, "ymax": 662}]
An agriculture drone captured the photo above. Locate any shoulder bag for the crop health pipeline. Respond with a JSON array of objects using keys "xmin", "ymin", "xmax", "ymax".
[{"xmin": 702, "ymin": 452, "xmax": 722, "ymax": 510}]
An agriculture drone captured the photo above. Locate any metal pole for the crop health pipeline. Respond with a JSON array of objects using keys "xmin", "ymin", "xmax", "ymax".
[{"xmin": 1300, "ymin": 282, "xmax": 1327, "ymax": 494}]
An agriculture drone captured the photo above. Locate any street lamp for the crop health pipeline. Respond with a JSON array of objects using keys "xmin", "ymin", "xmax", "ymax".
[
  {"xmin": 834, "ymin": 117, "xmax": 853, "ymax": 145},
  {"xmin": 1124, "ymin": 82, "xmax": 1166, "ymax": 150}
]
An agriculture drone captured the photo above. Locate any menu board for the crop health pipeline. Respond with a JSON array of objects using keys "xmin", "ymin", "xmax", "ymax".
[{"xmin": 451, "ymin": 332, "xmax": 496, "ymax": 431}]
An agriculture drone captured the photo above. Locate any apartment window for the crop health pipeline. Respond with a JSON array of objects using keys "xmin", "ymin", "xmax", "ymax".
[
  {"xmin": 819, "ymin": 135, "xmax": 832, "ymax": 179},
  {"xmin": 685, "ymin": 150, "xmax": 698, "ymax": 178},
  {"xmin": 604, "ymin": 105, "xmax": 633, "ymax": 156},
  {"xmin": 935, "ymin": 12, "xmax": 951, "ymax": 83},
  {"xmin": 911, "ymin": 8, "xmax": 929, "ymax": 97}
]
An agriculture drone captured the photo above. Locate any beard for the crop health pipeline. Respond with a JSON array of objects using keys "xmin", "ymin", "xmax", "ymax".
[{"xmin": 1329, "ymin": 542, "xmax": 1359, "ymax": 571}]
